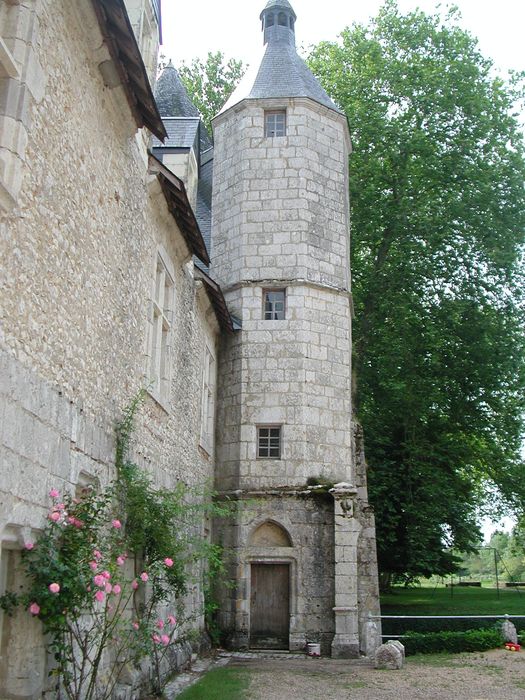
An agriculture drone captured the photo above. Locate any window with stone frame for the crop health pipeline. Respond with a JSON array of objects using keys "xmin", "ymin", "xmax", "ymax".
[
  {"xmin": 257, "ymin": 425, "xmax": 282, "ymax": 459},
  {"xmin": 264, "ymin": 110, "xmax": 286, "ymax": 137},
  {"xmin": 147, "ymin": 248, "xmax": 174, "ymax": 407},
  {"xmin": 199, "ymin": 344, "xmax": 216, "ymax": 454},
  {"xmin": 0, "ymin": 0, "xmax": 39, "ymax": 211},
  {"xmin": 263, "ymin": 288, "xmax": 286, "ymax": 320}
]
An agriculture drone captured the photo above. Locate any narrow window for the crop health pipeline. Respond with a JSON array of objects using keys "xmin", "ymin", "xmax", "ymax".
[
  {"xmin": 264, "ymin": 110, "xmax": 286, "ymax": 137},
  {"xmin": 266, "ymin": 13, "xmax": 274, "ymax": 27},
  {"xmin": 148, "ymin": 252, "xmax": 174, "ymax": 405},
  {"xmin": 278, "ymin": 12, "xmax": 287, "ymax": 26},
  {"xmin": 263, "ymin": 289, "xmax": 286, "ymax": 320},
  {"xmin": 200, "ymin": 345, "xmax": 216, "ymax": 454},
  {"xmin": 257, "ymin": 426, "xmax": 282, "ymax": 459}
]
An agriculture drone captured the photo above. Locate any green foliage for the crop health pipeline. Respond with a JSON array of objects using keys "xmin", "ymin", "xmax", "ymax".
[
  {"xmin": 308, "ymin": 0, "xmax": 525, "ymax": 580},
  {"xmin": 381, "ymin": 584, "xmax": 525, "ymax": 636},
  {"xmin": 176, "ymin": 667, "xmax": 249, "ymax": 700},
  {"xmin": 402, "ymin": 628, "xmax": 503, "ymax": 655},
  {"xmin": 179, "ymin": 51, "xmax": 246, "ymax": 133}
]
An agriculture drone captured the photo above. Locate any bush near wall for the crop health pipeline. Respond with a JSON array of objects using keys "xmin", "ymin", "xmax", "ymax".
[
  {"xmin": 402, "ymin": 628, "xmax": 503, "ymax": 655},
  {"xmin": 382, "ymin": 617, "xmax": 525, "ymax": 636}
]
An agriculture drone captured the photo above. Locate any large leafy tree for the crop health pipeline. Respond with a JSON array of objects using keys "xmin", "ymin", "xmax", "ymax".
[
  {"xmin": 178, "ymin": 51, "xmax": 246, "ymax": 132},
  {"xmin": 308, "ymin": 1, "xmax": 525, "ymax": 582}
]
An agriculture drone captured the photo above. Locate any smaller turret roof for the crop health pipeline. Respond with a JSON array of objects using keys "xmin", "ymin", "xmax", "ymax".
[
  {"xmin": 260, "ymin": 0, "xmax": 296, "ymax": 18},
  {"xmin": 155, "ymin": 62, "xmax": 201, "ymax": 119}
]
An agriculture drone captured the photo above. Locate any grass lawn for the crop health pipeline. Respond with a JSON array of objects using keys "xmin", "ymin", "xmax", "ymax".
[
  {"xmin": 176, "ymin": 667, "xmax": 250, "ymax": 700},
  {"xmin": 380, "ymin": 585, "xmax": 525, "ymax": 635},
  {"xmin": 381, "ymin": 585, "xmax": 525, "ymax": 615}
]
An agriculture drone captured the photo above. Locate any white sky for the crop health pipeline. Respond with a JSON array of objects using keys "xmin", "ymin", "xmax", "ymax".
[{"xmin": 161, "ymin": 0, "xmax": 525, "ymax": 75}]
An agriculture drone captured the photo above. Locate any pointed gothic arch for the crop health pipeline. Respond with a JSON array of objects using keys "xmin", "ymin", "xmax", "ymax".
[{"xmin": 249, "ymin": 520, "xmax": 293, "ymax": 547}]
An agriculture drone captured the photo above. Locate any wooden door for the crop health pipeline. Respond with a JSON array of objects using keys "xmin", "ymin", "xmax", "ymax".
[{"xmin": 250, "ymin": 563, "xmax": 290, "ymax": 649}]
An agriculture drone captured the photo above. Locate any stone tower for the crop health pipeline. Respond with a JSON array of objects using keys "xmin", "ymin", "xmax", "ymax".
[{"xmin": 211, "ymin": 0, "xmax": 380, "ymax": 657}]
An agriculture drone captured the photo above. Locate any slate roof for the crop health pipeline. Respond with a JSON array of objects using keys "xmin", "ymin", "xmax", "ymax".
[
  {"xmin": 151, "ymin": 117, "xmax": 200, "ymax": 150},
  {"xmin": 155, "ymin": 63, "xmax": 200, "ymax": 118},
  {"xmin": 261, "ymin": 0, "xmax": 296, "ymax": 17},
  {"xmin": 155, "ymin": 63, "xmax": 213, "ymax": 151},
  {"xmin": 219, "ymin": 1, "xmax": 341, "ymax": 116}
]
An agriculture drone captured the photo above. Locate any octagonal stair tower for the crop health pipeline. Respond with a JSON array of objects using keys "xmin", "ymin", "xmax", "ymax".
[{"xmin": 210, "ymin": 0, "xmax": 380, "ymax": 657}]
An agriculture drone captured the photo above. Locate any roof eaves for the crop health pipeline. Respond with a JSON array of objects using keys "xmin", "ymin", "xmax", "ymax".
[
  {"xmin": 148, "ymin": 153, "xmax": 210, "ymax": 266},
  {"xmin": 194, "ymin": 267, "xmax": 235, "ymax": 334},
  {"xmin": 90, "ymin": 0, "xmax": 167, "ymax": 141}
]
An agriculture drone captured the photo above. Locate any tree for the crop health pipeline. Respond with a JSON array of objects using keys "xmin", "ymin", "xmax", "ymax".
[
  {"xmin": 179, "ymin": 51, "xmax": 246, "ymax": 133},
  {"xmin": 308, "ymin": 1, "xmax": 525, "ymax": 582}
]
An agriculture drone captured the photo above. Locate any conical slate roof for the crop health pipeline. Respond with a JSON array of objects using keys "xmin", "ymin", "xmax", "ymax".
[
  {"xmin": 155, "ymin": 61, "xmax": 212, "ymax": 151},
  {"xmin": 219, "ymin": 1, "xmax": 341, "ymax": 115},
  {"xmin": 155, "ymin": 62, "xmax": 201, "ymax": 118}
]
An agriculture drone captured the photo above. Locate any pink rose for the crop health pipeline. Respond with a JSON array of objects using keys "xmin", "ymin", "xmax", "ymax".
[
  {"xmin": 152, "ymin": 634, "xmax": 161, "ymax": 643},
  {"xmin": 56, "ymin": 503, "xmax": 65, "ymax": 511},
  {"xmin": 29, "ymin": 602, "xmax": 40, "ymax": 615},
  {"xmin": 132, "ymin": 622, "xmax": 139, "ymax": 630},
  {"xmin": 111, "ymin": 519, "xmax": 121, "ymax": 529},
  {"xmin": 167, "ymin": 615, "xmax": 176, "ymax": 625},
  {"xmin": 89, "ymin": 561, "xmax": 98, "ymax": 571},
  {"xmin": 73, "ymin": 519, "xmax": 83, "ymax": 528},
  {"xmin": 164, "ymin": 558, "xmax": 174, "ymax": 567},
  {"xmin": 112, "ymin": 584, "xmax": 121, "ymax": 595},
  {"xmin": 95, "ymin": 590, "xmax": 105, "ymax": 603},
  {"xmin": 104, "ymin": 583, "xmax": 112, "ymax": 594},
  {"xmin": 49, "ymin": 583, "xmax": 60, "ymax": 594},
  {"xmin": 140, "ymin": 572, "xmax": 148, "ymax": 582},
  {"xmin": 116, "ymin": 556, "xmax": 125, "ymax": 566},
  {"xmin": 102, "ymin": 570, "xmax": 111, "ymax": 580},
  {"xmin": 49, "ymin": 512, "xmax": 61, "ymax": 522},
  {"xmin": 160, "ymin": 634, "xmax": 170, "ymax": 646},
  {"xmin": 131, "ymin": 580, "xmax": 139, "ymax": 590},
  {"xmin": 93, "ymin": 574, "xmax": 105, "ymax": 587},
  {"xmin": 24, "ymin": 542, "xmax": 34, "ymax": 550},
  {"xmin": 49, "ymin": 489, "xmax": 59, "ymax": 498},
  {"xmin": 93, "ymin": 550, "xmax": 102, "ymax": 560},
  {"xmin": 156, "ymin": 619, "xmax": 164, "ymax": 630}
]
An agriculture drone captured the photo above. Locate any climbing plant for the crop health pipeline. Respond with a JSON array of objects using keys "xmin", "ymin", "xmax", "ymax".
[{"xmin": 0, "ymin": 394, "xmax": 229, "ymax": 699}]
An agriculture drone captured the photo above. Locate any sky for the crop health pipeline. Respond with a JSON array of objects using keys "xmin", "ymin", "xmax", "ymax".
[
  {"xmin": 161, "ymin": 0, "xmax": 525, "ymax": 76},
  {"xmin": 160, "ymin": 0, "xmax": 522, "ymax": 541}
]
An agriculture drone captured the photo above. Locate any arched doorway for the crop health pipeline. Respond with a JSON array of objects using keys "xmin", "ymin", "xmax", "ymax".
[{"xmin": 248, "ymin": 521, "xmax": 292, "ymax": 649}]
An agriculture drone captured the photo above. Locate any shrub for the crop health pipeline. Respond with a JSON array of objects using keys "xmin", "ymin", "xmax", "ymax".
[{"xmin": 402, "ymin": 628, "xmax": 503, "ymax": 655}]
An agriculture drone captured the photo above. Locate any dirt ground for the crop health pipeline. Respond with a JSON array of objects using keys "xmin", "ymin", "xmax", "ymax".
[{"xmin": 228, "ymin": 649, "xmax": 525, "ymax": 700}]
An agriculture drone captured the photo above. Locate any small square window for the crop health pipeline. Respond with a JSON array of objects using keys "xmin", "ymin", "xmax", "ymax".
[
  {"xmin": 263, "ymin": 289, "xmax": 286, "ymax": 320},
  {"xmin": 265, "ymin": 110, "xmax": 286, "ymax": 137},
  {"xmin": 257, "ymin": 426, "xmax": 282, "ymax": 459}
]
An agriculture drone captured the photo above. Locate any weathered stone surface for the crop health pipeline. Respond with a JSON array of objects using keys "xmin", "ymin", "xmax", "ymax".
[
  {"xmin": 501, "ymin": 619, "xmax": 518, "ymax": 644},
  {"xmin": 387, "ymin": 639, "xmax": 406, "ymax": 662},
  {"xmin": 374, "ymin": 642, "xmax": 404, "ymax": 670}
]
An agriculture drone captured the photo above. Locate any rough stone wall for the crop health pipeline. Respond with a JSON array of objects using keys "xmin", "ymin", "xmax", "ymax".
[
  {"xmin": 353, "ymin": 421, "xmax": 382, "ymax": 651},
  {"xmin": 0, "ymin": 1, "xmax": 219, "ymax": 696},
  {"xmin": 215, "ymin": 282, "xmax": 353, "ymax": 491},
  {"xmin": 211, "ymin": 98, "xmax": 351, "ymax": 291},
  {"xmin": 215, "ymin": 493, "xmax": 335, "ymax": 655}
]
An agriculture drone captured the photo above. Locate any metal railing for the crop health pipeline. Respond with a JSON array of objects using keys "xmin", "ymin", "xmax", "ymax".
[{"xmin": 367, "ymin": 613, "xmax": 525, "ymax": 639}]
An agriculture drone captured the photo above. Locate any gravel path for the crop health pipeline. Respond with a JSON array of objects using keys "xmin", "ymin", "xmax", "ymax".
[{"xmin": 228, "ymin": 649, "xmax": 525, "ymax": 700}]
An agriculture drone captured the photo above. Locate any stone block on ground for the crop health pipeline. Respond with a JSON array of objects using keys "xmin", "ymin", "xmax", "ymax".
[
  {"xmin": 387, "ymin": 639, "xmax": 405, "ymax": 662},
  {"xmin": 501, "ymin": 619, "xmax": 518, "ymax": 644},
  {"xmin": 374, "ymin": 642, "xmax": 403, "ymax": 670}
]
